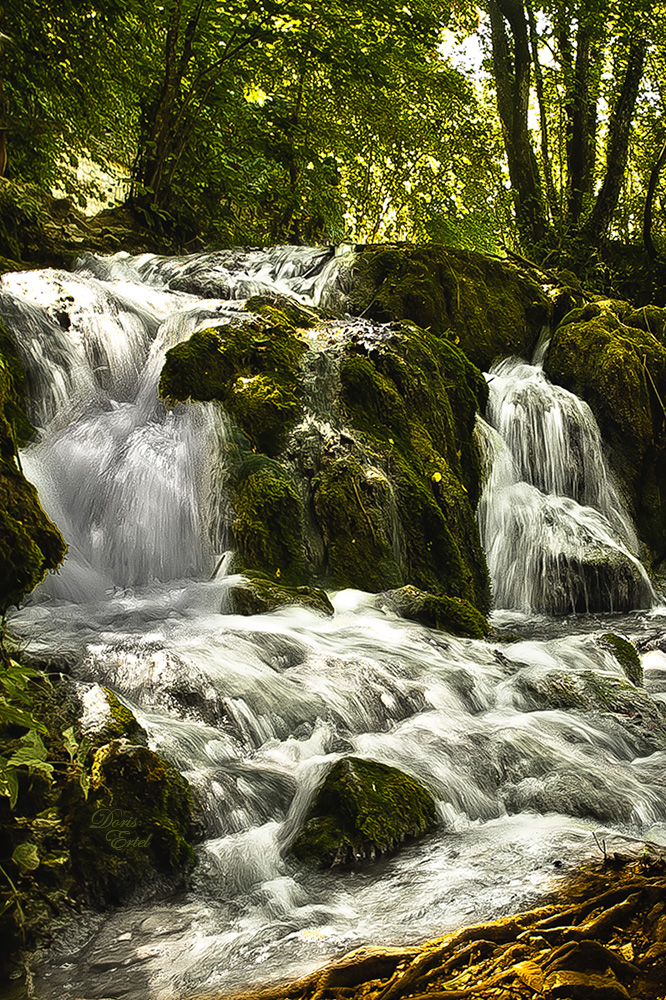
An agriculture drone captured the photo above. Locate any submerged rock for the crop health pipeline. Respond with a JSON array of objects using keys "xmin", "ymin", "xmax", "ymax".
[
  {"xmin": 292, "ymin": 756, "xmax": 437, "ymax": 866},
  {"xmin": 376, "ymin": 585, "xmax": 488, "ymax": 638},
  {"xmin": 223, "ymin": 574, "xmax": 334, "ymax": 616}
]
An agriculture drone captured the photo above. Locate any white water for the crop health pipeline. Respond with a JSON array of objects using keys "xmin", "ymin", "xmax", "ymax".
[
  {"xmin": 2, "ymin": 251, "xmax": 666, "ymax": 1000},
  {"xmin": 478, "ymin": 357, "xmax": 655, "ymax": 614}
]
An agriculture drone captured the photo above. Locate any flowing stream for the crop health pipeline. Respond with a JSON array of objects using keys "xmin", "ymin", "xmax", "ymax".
[{"xmin": 3, "ymin": 248, "xmax": 666, "ymax": 1000}]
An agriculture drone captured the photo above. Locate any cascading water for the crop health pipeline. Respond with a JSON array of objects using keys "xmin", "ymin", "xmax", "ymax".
[
  {"xmin": 478, "ymin": 356, "xmax": 655, "ymax": 614},
  {"xmin": 3, "ymin": 251, "xmax": 666, "ymax": 1000}
]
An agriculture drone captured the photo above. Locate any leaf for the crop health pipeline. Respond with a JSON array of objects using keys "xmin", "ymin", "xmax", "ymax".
[
  {"xmin": 0, "ymin": 698, "xmax": 47, "ymax": 733},
  {"xmin": 77, "ymin": 736, "xmax": 91, "ymax": 767},
  {"xmin": 79, "ymin": 770, "xmax": 90, "ymax": 801},
  {"xmin": 8, "ymin": 730, "xmax": 54, "ymax": 777},
  {"xmin": 514, "ymin": 960, "xmax": 544, "ymax": 993},
  {"xmin": 62, "ymin": 726, "xmax": 78, "ymax": 761},
  {"xmin": 12, "ymin": 841, "xmax": 40, "ymax": 872},
  {"xmin": 0, "ymin": 766, "xmax": 19, "ymax": 808}
]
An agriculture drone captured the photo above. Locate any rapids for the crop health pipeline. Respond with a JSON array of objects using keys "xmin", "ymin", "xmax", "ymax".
[{"xmin": 2, "ymin": 248, "xmax": 666, "ymax": 1000}]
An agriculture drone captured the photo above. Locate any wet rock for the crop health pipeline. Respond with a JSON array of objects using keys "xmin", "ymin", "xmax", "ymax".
[
  {"xmin": 72, "ymin": 738, "xmax": 196, "ymax": 903},
  {"xmin": 375, "ymin": 584, "xmax": 489, "ymax": 638},
  {"xmin": 348, "ymin": 244, "xmax": 548, "ymax": 370},
  {"xmin": 77, "ymin": 683, "xmax": 148, "ymax": 747},
  {"xmin": 292, "ymin": 756, "xmax": 437, "ymax": 866},
  {"xmin": 223, "ymin": 574, "xmax": 334, "ymax": 617},
  {"xmin": 599, "ymin": 632, "xmax": 643, "ymax": 685},
  {"xmin": 0, "ymin": 318, "xmax": 65, "ymax": 612}
]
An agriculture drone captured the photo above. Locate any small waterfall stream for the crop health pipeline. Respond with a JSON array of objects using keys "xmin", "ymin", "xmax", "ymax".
[
  {"xmin": 2, "ymin": 250, "xmax": 666, "ymax": 1000},
  {"xmin": 478, "ymin": 357, "xmax": 655, "ymax": 614}
]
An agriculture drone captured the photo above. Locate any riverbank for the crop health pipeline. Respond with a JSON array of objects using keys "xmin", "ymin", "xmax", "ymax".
[{"xmin": 228, "ymin": 847, "xmax": 666, "ymax": 1000}]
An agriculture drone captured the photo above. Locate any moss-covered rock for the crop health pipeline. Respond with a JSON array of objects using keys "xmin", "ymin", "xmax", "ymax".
[
  {"xmin": 313, "ymin": 454, "xmax": 403, "ymax": 592},
  {"xmin": 224, "ymin": 574, "xmax": 334, "ymax": 616},
  {"xmin": 599, "ymin": 633, "xmax": 643, "ymax": 687},
  {"xmin": 231, "ymin": 456, "xmax": 306, "ymax": 585},
  {"xmin": 376, "ymin": 585, "xmax": 489, "ymax": 638},
  {"xmin": 245, "ymin": 293, "xmax": 320, "ymax": 329},
  {"xmin": 159, "ymin": 309, "xmax": 490, "ymax": 617},
  {"xmin": 0, "ymin": 320, "xmax": 66, "ymax": 613},
  {"xmin": 74, "ymin": 738, "xmax": 196, "ymax": 901},
  {"xmin": 159, "ymin": 316, "xmax": 307, "ymax": 456},
  {"xmin": 0, "ymin": 668, "xmax": 196, "ymax": 980},
  {"xmin": 544, "ymin": 300, "xmax": 666, "ymax": 559},
  {"xmin": 292, "ymin": 757, "xmax": 437, "ymax": 867},
  {"xmin": 330, "ymin": 322, "xmax": 490, "ymax": 610},
  {"xmin": 349, "ymin": 245, "xmax": 549, "ymax": 370}
]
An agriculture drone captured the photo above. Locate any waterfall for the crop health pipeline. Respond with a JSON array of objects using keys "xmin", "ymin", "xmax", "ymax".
[
  {"xmin": 2, "ymin": 251, "xmax": 665, "ymax": 1000},
  {"xmin": 478, "ymin": 357, "xmax": 655, "ymax": 614}
]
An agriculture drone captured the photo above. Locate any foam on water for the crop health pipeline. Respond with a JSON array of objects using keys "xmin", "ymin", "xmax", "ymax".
[{"xmin": 1, "ymin": 250, "xmax": 663, "ymax": 999}]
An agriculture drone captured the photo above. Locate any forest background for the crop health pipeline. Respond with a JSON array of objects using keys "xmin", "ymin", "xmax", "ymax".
[{"xmin": 3, "ymin": 0, "xmax": 666, "ymax": 279}]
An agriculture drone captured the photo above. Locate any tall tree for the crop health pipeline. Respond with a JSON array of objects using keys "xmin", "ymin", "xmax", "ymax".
[{"xmin": 484, "ymin": 0, "xmax": 652, "ymax": 252}]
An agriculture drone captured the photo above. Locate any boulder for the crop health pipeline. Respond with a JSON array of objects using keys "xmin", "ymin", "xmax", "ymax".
[
  {"xmin": 544, "ymin": 299, "xmax": 666, "ymax": 560},
  {"xmin": 348, "ymin": 244, "xmax": 549, "ymax": 370},
  {"xmin": 375, "ymin": 585, "xmax": 488, "ymax": 638},
  {"xmin": 292, "ymin": 756, "xmax": 437, "ymax": 866},
  {"xmin": 223, "ymin": 574, "xmax": 334, "ymax": 616}
]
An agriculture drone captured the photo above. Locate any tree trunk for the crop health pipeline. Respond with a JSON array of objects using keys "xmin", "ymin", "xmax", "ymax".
[
  {"xmin": 567, "ymin": 23, "xmax": 594, "ymax": 223},
  {"xmin": 584, "ymin": 32, "xmax": 648, "ymax": 241},
  {"xmin": 488, "ymin": 0, "xmax": 550, "ymax": 250},
  {"xmin": 644, "ymin": 137, "xmax": 666, "ymax": 259},
  {"xmin": 526, "ymin": 0, "xmax": 558, "ymax": 223}
]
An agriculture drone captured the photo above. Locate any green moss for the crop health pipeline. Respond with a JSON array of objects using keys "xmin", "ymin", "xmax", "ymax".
[
  {"xmin": 312, "ymin": 455, "xmax": 403, "ymax": 592},
  {"xmin": 599, "ymin": 633, "xmax": 643, "ymax": 687},
  {"xmin": 244, "ymin": 294, "xmax": 319, "ymax": 329},
  {"xmin": 100, "ymin": 688, "xmax": 147, "ymax": 743},
  {"xmin": 329, "ymin": 323, "xmax": 490, "ymax": 610},
  {"xmin": 232, "ymin": 456, "xmax": 306, "ymax": 585},
  {"xmin": 160, "ymin": 319, "xmax": 306, "ymax": 457},
  {"xmin": 225, "ymin": 573, "xmax": 334, "ymax": 616},
  {"xmin": 76, "ymin": 738, "xmax": 195, "ymax": 897},
  {"xmin": 380, "ymin": 585, "xmax": 489, "ymax": 638},
  {"xmin": 350, "ymin": 246, "xmax": 548, "ymax": 370},
  {"xmin": 225, "ymin": 373, "xmax": 301, "ymax": 455},
  {"xmin": 292, "ymin": 757, "xmax": 437, "ymax": 867}
]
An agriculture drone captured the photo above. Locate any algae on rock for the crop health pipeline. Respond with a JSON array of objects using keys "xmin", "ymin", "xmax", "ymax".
[
  {"xmin": 349, "ymin": 245, "xmax": 549, "ymax": 370},
  {"xmin": 292, "ymin": 756, "xmax": 437, "ymax": 867},
  {"xmin": 159, "ymin": 301, "xmax": 491, "ymax": 623}
]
